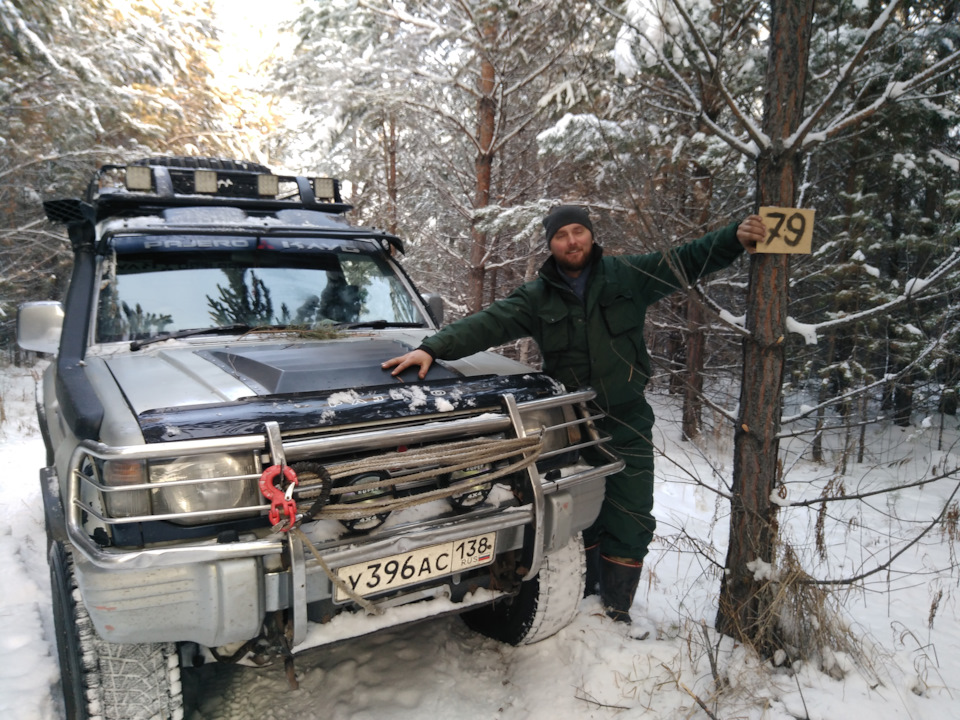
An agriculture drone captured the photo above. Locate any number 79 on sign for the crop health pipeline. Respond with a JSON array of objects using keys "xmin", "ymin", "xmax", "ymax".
[{"xmin": 756, "ymin": 207, "xmax": 816, "ymax": 254}]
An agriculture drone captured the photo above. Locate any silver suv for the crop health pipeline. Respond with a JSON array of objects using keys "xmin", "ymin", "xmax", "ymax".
[{"xmin": 18, "ymin": 157, "xmax": 622, "ymax": 720}]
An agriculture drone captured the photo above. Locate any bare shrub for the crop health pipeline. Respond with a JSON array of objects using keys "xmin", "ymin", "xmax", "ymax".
[
  {"xmin": 940, "ymin": 501, "xmax": 959, "ymax": 543},
  {"xmin": 738, "ymin": 545, "xmax": 881, "ymax": 683}
]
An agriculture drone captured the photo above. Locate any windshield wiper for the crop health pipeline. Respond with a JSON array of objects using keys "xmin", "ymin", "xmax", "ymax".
[
  {"xmin": 334, "ymin": 320, "xmax": 427, "ymax": 330},
  {"xmin": 130, "ymin": 323, "xmax": 253, "ymax": 351}
]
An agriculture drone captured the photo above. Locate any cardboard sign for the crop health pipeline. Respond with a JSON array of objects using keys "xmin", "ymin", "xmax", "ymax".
[{"xmin": 757, "ymin": 206, "xmax": 815, "ymax": 254}]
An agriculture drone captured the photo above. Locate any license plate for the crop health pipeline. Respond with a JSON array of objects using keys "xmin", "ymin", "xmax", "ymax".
[{"xmin": 335, "ymin": 532, "xmax": 496, "ymax": 602}]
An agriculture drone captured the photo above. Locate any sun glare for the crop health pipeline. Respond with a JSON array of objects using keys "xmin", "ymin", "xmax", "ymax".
[{"xmin": 210, "ymin": 0, "xmax": 299, "ymax": 89}]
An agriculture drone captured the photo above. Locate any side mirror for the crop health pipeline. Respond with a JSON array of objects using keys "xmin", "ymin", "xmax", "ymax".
[
  {"xmin": 424, "ymin": 293, "xmax": 444, "ymax": 326},
  {"xmin": 18, "ymin": 301, "xmax": 64, "ymax": 354}
]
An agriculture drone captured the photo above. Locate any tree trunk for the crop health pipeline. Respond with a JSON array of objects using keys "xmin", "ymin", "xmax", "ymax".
[
  {"xmin": 468, "ymin": 17, "xmax": 497, "ymax": 315},
  {"xmin": 716, "ymin": 0, "xmax": 814, "ymax": 650},
  {"xmin": 682, "ymin": 166, "xmax": 714, "ymax": 440},
  {"xmin": 667, "ymin": 296, "xmax": 685, "ymax": 396},
  {"xmin": 811, "ymin": 329, "xmax": 836, "ymax": 463},
  {"xmin": 682, "ymin": 290, "xmax": 704, "ymax": 441},
  {"xmin": 382, "ymin": 114, "xmax": 399, "ymax": 236}
]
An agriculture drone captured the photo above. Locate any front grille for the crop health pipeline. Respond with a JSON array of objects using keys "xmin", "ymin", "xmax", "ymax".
[{"xmin": 291, "ymin": 434, "xmax": 541, "ymax": 528}]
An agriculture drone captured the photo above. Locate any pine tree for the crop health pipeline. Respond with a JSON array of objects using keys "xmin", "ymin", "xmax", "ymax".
[{"xmin": 277, "ymin": 0, "xmax": 604, "ymax": 327}]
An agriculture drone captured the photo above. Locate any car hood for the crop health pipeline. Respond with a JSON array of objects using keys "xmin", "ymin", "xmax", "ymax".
[{"xmin": 103, "ymin": 337, "xmax": 564, "ymax": 443}]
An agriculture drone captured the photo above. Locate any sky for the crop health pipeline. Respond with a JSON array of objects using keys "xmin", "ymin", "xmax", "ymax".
[
  {"xmin": 210, "ymin": 0, "xmax": 300, "ymax": 90},
  {"xmin": 204, "ymin": 0, "xmax": 304, "ymax": 168}
]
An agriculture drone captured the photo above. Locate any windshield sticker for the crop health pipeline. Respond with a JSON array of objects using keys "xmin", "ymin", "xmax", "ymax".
[{"xmin": 112, "ymin": 235, "xmax": 256, "ymax": 252}]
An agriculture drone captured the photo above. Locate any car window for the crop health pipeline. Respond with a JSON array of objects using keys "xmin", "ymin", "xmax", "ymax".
[{"xmin": 96, "ymin": 242, "xmax": 426, "ymax": 342}]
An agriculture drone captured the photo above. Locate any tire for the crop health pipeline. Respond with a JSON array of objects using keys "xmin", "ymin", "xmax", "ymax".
[
  {"xmin": 462, "ymin": 535, "xmax": 585, "ymax": 645},
  {"xmin": 130, "ymin": 156, "xmax": 271, "ymax": 173},
  {"xmin": 49, "ymin": 542, "xmax": 183, "ymax": 720}
]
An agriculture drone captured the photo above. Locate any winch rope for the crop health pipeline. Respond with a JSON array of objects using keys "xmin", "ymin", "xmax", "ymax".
[
  {"xmin": 296, "ymin": 434, "xmax": 543, "ymax": 519},
  {"xmin": 290, "ymin": 526, "xmax": 382, "ymax": 615},
  {"xmin": 268, "ymin": 433, "xmax": 544, "ymax": 613}
]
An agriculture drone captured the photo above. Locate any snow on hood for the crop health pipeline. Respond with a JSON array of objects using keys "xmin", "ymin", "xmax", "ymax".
[
  {"xmin": 105, "ymin": 338, "xmax": 444, "ymax": 416},
  {"xmin": 104, "ymin": 338, "xmax": 564, "ymax": 443}
]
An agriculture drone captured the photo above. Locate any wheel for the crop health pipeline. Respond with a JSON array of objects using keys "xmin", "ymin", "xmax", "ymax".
[
  {"xmin": 49, "ymin": 542, "xmax": 183, "ymax": 720},
  {"xmin": 462, "ymin": 534, "xmax": 585, "ymax": 645}
]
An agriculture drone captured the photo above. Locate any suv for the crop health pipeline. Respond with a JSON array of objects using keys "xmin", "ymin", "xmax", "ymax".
[{"xmin": 18, "ymin": 157, "xmax": 622, "ymax": 720}]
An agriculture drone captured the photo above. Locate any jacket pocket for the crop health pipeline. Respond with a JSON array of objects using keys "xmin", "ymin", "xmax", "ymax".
[
  {"xmin": 599, "ymin": 290, "xmax": 639, "ymax": 336},
  {"xmin": 537, "ymin": 306, "xmax": 570, "ymax": 353}
]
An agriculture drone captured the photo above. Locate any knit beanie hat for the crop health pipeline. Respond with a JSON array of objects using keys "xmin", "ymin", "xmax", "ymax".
[{"xmin": 543, "ymin": 205, "xmax": 593, "ymax": 245}]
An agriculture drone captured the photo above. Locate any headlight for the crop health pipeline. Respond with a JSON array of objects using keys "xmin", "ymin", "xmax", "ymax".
[{"xmin": 149, "ymin": 452, "xmax": 261, "ymax": 525}]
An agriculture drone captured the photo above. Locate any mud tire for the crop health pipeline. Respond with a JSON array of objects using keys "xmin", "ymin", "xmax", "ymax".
[
  {"xmin": 462, "ymin": 534, "xmax": 585, "ymax": 645},
  {"xmin": 49, "ymin": 541, "xmax": 183, "ymax": 720}
]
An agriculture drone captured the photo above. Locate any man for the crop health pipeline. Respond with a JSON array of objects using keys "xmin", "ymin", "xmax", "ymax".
[{"xmin": 383, "ymin": 206, "xmax": 765, "ymax": 623}]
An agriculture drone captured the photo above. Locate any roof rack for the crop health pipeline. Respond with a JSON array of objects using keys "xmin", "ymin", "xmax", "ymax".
[{"xmin": 76, "ymin": 163, "xmax": 352, "ymax": 219}]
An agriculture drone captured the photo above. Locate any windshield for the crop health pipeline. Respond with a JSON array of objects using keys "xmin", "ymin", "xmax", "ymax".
[{"xmin": 96, "ymin": 241, "xmax": 427, "ymax": 343}]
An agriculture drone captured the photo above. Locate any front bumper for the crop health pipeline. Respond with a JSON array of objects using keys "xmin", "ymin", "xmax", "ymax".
[{"xmin": 59, "ymin": 392, "xmax": 622, "ymax": 649}]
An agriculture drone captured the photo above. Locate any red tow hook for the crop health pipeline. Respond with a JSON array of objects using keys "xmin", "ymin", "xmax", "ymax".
[{"xmin": 259, "ymin": 465, "xmax": 299, "ymax": 530}]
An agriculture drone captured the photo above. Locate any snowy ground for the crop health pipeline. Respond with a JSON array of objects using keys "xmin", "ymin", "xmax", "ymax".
[{"xmin": 1, "ymin": 361, "xmax": 958, "ymax": 720}]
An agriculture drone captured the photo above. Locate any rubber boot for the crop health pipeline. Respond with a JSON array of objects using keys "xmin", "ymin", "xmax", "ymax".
[
  {"xmin": 584, "ymin": 543, "xmax": 601, "ymax": 598},
  {"xmin": 599, "ymin": 555, "xmax": 643, "ymax": 623}
]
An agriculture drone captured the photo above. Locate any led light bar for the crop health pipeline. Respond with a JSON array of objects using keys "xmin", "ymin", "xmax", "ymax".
[{"xmin": 102, "ymin": 162, "xmax": 343, "ymax": 207}]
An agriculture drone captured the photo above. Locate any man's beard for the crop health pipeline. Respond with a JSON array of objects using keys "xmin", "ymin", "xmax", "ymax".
[{"xmin": 555, "ymin": 248, "xmax": 591, "ymax": 274}]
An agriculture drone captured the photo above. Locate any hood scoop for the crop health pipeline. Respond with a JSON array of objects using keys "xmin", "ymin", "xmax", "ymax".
[{"xmin": 198, "ymin": 339, "xmax": 455, "ymax": 395}]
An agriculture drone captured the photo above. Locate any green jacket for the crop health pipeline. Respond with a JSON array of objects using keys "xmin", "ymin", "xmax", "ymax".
[{"xmin": 421, "ymin": 222, "xmax": 744, "ymax": 412}]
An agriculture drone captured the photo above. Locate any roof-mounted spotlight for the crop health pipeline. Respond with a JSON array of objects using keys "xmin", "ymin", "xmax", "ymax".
[
  {"xmin": 194, "ymin": 170, "xmax": 218, "ymax": 194},
  {"xmin": 258, "ymin": 174, "xmax": 279, "ymax": 196},
  {"xmin": 314, "ymin": 178, "xmax": 336, "ymax": 201},
  {"xmin": 125, "ymin": 165, "xmax": 153, "ymax": 192}
]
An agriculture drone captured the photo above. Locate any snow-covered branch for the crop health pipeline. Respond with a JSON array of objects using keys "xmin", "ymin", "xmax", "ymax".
[
  {"xmin": 780, "ymin": 333, "xmax": 946, "ymax": 426},
  {"xmin": 357, "ymin": 0, "xmax": 446, "ymax": 34},
  {"xmin": 806, "ymin": 52, "xmax": 960, "ymax": 147},
  {"xmin": 666, "ymin": 0, "xmax": 768, "ymax": 151},
  {"xmin": 695, "ymin": 285, "xmax": 751, "ymax": 339},
  {"xmin": 791, "ymin": 246, "xmax": 960, "ymax": 343},
  {"xmin": 594, "ymin": 0, "xmax": 764, "ymax": 159},
  {"xmin": 8, "ymin": 10, "xmax": 66, "ymax": 73},
  {"xmin": 0, "ymin": 149, "xmax": 115, "ymax": 181},
  {"xmin": 789, "ymin": 0, "xmax": 903, "ymax": 151}
]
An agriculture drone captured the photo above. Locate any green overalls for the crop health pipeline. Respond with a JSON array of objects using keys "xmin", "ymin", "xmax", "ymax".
[{"xmin": 421, "ymin": 222, "xmax": 744, "ymax": 561}]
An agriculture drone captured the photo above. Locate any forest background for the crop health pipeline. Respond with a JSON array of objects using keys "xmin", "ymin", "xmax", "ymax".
[{"xmin": 2, "ymin": 0, "xmax": 959, "ymax": 655}]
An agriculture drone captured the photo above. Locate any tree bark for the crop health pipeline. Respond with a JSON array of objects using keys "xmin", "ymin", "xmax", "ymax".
[
  {"xmin": 382, "ymin": 114, "xmax": 399, "ymax": 236},
  {"xmin": 468, "ymin": 16, "xmax": 497, "ymax": 315},
  {"xmin": 682, "ymin": 290, "xmax": 705, "ymax": 441},
  {"xmin": 667, "ymin": 296, "xmax": 685, "ymax": 396},
  {"xmin": 682, "ymin": 167, "xmax": 714, "ymax": 440},
  {"xmin": 716, "ymin": 0, "xmax": 814, "ymax": 649}
]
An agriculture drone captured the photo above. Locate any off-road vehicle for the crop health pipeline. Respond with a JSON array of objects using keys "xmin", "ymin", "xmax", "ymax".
[{"xmin": 18, "ymin": 157, "xmax": 622, "ymax": 719}]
